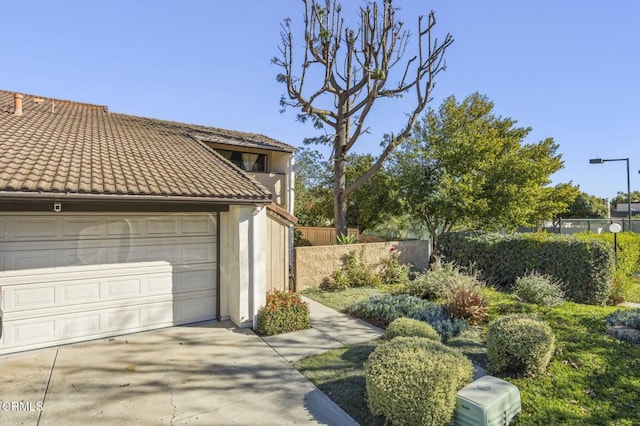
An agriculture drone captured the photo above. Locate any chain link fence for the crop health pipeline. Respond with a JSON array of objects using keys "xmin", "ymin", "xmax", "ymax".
[{"xmin": 520, "ymin": 218, "xmax": 640, "ymax": 234}]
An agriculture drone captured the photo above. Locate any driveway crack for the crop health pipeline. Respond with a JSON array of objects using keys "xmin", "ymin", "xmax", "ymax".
[
  {"xmin": 37, "ymin": 349, "xmax": 58, "ymax": 426},
  {"xmin": 165, "ymin": 370, "xmax": 177, "ymax": 425}
]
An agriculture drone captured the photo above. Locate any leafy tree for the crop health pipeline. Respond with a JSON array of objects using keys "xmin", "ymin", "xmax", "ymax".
[
  {"xmin": 611, "ymin": 191, "xmax": 640, "ymax": 204},
  {"xmin": 529, "ymin": 183, "xmax": 580, "ymax": 225},
  {"xmin": 558, "ymin": 190, "xmax": 608, "ymax": 219},
  {"xmin": 345, "ymin": 154, "xmax": 400, "ymax": 232},
  {"xmin": 294, "ymin": 147, "xmax": 333, "ymax": 226},
  {"xmin": 294, "ymin": 148, "xmax": 398, "ymax": 231},
  {"xmin": 391, "ymin": 93, "xmax": 566, "ymax": 257},
  {"xmin": 274, "ymin": 0, "xmax": 452, "ymax": 237}
]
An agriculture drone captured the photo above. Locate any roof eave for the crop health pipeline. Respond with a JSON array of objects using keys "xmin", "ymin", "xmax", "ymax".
[{"xmin": 0, "ymin": 191, "xmax": 272, "ymax": 205}]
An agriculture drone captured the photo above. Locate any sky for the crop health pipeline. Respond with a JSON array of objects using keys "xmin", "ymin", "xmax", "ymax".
[{"xmin": 1, "ymin": 1, "xmax": 638, "ymax": 201}]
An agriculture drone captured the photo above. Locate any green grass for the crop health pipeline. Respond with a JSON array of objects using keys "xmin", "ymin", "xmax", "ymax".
[
  {"xmin": 301, "ymin": 286, "xmax": 384, "ymax": 311},
  {"xmin": 298, "ymin": 286, "xmax": 640, "ymax": 425}
]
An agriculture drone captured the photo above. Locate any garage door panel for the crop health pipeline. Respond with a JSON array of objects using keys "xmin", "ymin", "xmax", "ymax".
[
  {"xmin": 173, "ymin": 269, "xmax": 216, "ymax": 293},
  {"xmin": 12, "ymin": 286, "xmax": 56, "ymax": 310},
  {"xmin": 9, "ymin": 218, "xmax": 58, "ymax": 239},
  {"xmin": 62, "ymin": 314, "xmax": 101, "ymax": 337},
  {"xmin": 63, "ymin": 282, "xmax": 102, "ymax": 304},
  {"xmin": 11, "ymin": 319, "xmax": 57, "ymax": 346},
  {"xmin": 173, "ymin": 291, "xmax": 217, "ymax": 325},
  {"xmin": 0, "ymin": 213, "xmax": 217, "ymax": 242},
  {"xmin": 2, "ymin": 239, "xmax": 216, "ymax": 272},
  {"xmin": 0, "ymin": 212, "xmax": 217, "ymax": 355}
]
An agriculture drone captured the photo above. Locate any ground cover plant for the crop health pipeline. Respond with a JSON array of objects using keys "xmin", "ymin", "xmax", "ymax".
[
  {"xmin": 344, "ymin": 293, "xmax": 469, "ymax": 341},
  {"xmin": 299, "ymin": 286, "xmax": 640, "ymax": 425}
]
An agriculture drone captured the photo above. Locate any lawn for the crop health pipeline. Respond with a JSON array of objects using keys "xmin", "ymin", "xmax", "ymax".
[{"xmin": 298, "ymin": 286, "xmax": 640, "ymax": 425}]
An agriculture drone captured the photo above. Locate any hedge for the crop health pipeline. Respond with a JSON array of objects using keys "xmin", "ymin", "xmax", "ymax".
[
  {"xmin": 576, "ymin": 232, "xmax": 640, "ymax": 279},
  {"xmin": 439, "ymin": 231, "xmax": 614, "ymax": 305}
]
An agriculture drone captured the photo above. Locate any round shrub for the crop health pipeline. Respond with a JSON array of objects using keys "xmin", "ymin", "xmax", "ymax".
[
  {"xmin": 256, "ymin": 291, "xmax": 310, "ymax": 336},
  {"xmin": 514, "ymin": 272, "xmax": 565, "ymax": 307},
  {"xmin": 486, "ymin": 314, "xmax": 555, "ymax": 377},
  {"xmin": 407, "ymin": 263, "xmax": 479, "ymax": 300},
  {"xmin": 364, "ymin": 337, "xmax": 474, "ymax": 426},
  {"xmin": 384, "ymin": 318, "xmax": 440, "ymax": 341}
]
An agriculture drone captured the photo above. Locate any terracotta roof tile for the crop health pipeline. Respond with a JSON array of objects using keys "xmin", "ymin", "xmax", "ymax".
[{"xmin": 0, "ymin": 89, "xmax": 295, "ymax": 202}]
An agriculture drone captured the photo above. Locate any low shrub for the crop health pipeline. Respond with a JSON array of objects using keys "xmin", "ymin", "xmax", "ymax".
[
  {"xmin": 378, "ymin": 248, "xmax": 412, "ymax": 287},
  {"xmin": 345, "ymin": 294, "xmax": 468, "ymax": 341},
  {"xmin": 364, "ymin": 337, "xmax": 474, "ymax": 426},
  {"xmin": 486, "ymin": 314, "xmax": 555, "ymax": 377},
  {"xmin": 256, "ymin": 291, "xmax": 310, "ymax": 336},
  {"xmin": 439, "ymin": 231, "xmax": 614, "ymax": 305},
  {"xmin": 606, "ymin": 308, "xmax": 640, "ymax": 330},
  {"xmin": 384, "ymin": 317, "xmax": 440, "ymax": 341},
  {"xmin": 443, "ymin": 283, "xmax": 488, "ymax": 326},
  {"xmin": 321, "ymin": 250, "xmax": 382, "ymax": 291},
  {"xmin": 513, "ymin": 272, "xmax": 565, "ymax": 307},
  {"xmin": 406, "ymin": 263, "xmax": 478, "ymax": 300}
]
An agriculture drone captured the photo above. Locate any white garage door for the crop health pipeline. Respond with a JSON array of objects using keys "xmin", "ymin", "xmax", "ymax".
[{"xmin": 0, "ymin": 212, "xmax": 218, "ymax": 355}]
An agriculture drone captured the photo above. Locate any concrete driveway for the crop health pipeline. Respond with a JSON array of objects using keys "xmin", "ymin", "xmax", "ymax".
[{"xmin": 0, "ymin": 321, "xmax": 357, "ymax": 425}]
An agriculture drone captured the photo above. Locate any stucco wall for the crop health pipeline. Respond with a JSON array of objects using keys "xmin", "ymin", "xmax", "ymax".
[
  {"xmin": 294, "ymin": 240, "xmax": 430, "ymax": 291},
  {"xmin": 219, "ymin": 205, "xmax": 267, "ymax": 328}
]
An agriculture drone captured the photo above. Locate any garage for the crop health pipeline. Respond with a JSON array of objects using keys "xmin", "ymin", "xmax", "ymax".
[{"xmin": 0, "ymin": 212, "xmax": 218, "ymax": 355}]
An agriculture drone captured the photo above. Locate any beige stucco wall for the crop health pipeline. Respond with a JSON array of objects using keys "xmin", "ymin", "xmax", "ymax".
[
  {"xmin": 219, "ymin": 205, "xmax": 267, "ymax": 328},
  {"xmin": 294, "ymin": 240, "xmax": 430, "ymax": 291}
]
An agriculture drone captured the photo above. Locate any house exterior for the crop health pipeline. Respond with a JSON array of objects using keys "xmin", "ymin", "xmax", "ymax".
[{"xmin": 0, "ymin": 90, "xmax": 295, "ymax": 355}]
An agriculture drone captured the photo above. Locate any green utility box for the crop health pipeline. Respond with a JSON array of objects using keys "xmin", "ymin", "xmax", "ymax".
[{"xmin": 454, "ymin": 375, "xmax": 521, "ymax": 426}]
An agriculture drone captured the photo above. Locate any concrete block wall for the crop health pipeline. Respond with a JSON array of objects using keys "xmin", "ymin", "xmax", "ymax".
[{"xmin": 294, "ymin": 240, "xmax": 430, "ymax": 291}]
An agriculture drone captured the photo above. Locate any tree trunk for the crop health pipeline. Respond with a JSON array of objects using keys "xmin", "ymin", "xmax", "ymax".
[
  {"xmin": 334, "ymin": 110, "xmax": 349, "ymax": 238},
  {"xmin": 428, "ymin": 227, "xmax": 440, "ymax": 269}
]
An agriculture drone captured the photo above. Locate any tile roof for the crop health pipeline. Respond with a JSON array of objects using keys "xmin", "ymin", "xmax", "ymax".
[{"xmin": 0, "ymin": 90, "xmax": 294, "ymax": 202}]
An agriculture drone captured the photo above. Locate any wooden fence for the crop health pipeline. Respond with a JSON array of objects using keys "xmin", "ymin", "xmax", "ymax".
[{"xmin": 296, "ymin": 226, "xmax": 359, "ymax": 246}]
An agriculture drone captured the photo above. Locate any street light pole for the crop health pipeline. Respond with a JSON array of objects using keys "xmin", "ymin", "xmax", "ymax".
[{"xmin": 589, "ymin": 157, "xmax": 632, "ymax": 226}]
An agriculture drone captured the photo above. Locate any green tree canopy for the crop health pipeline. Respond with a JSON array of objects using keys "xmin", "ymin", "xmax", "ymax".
[
  {"xmin": 391, "ymin": 93, "xmax": 569, "ymax": 255},
  {"xmin": 611, "ymin": 191, "xmax": 640, "ymax": 204},
  {"xmin": 558, "ymin": 190, "xmax": 608, "ymax": 219},
  {"xmin": 293, "ymin": 148, "xmax": 398, "ymax": 231}
]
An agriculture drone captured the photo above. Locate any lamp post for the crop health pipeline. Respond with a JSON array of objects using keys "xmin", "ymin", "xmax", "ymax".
[{"xmin": 589, "ymin": 158, "xmax": 631, "ymax": 226}]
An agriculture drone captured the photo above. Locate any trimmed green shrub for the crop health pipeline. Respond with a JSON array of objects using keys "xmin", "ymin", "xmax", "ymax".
[
  {"xmin": 514, "ymin": 272, "xmax": 565, "ymax": 307},
  {"xmin": 440, "ymin": 231, "xmax": 614, "ymax": 305},
  {"xmin": 256, "ymin": 291, "xmax": 310, "ymax": 336},
  {"xmin": 406, "ymin": 263, "xmax": 478, "ymax": 300},
  {"xmin": 578, "ymin": 232, "xmax": 640, "ymax": 280},
  {"xmin": 384, "ymin": 317, "xmax": 440, "ymax": 341},
  {"xmin": 443, "ymin": 282, "xmax": 488, "ymax": 326},
  {"xmin": 486, "ymin": 314, "xmax": 555, "ymax": 376},
  {"xmin": 378, "ymin": 249, "xmax": 412, "ymax": 287},
  {"xmin": 578, "ymin": 232, "xmax": 640, "ymax": 303},
  {"xmin": 364, "ymin": 337, "xmax": 474, "ymax": 426},
  {"xmin": 321, "ymin": 250, "xmax": 382, "ymax": 291},
  {"xmin": 345, "ymin": 294, "xmax": 468, "ymax": 340}
]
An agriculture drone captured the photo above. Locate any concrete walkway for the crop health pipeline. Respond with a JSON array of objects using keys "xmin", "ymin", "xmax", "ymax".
[{"xmin": 262, "ymin": 296, "xmax": 384, "ymax": 362}]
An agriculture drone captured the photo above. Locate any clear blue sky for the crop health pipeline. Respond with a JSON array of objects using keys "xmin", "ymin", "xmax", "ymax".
[{"xmin": 2, "ymin": 1, "xmax": 638, "ymax": 200}]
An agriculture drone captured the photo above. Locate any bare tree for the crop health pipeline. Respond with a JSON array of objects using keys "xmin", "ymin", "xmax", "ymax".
[{"xmin": 274, "ymin": 0, "xmax": 453, "ymax": 237}]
